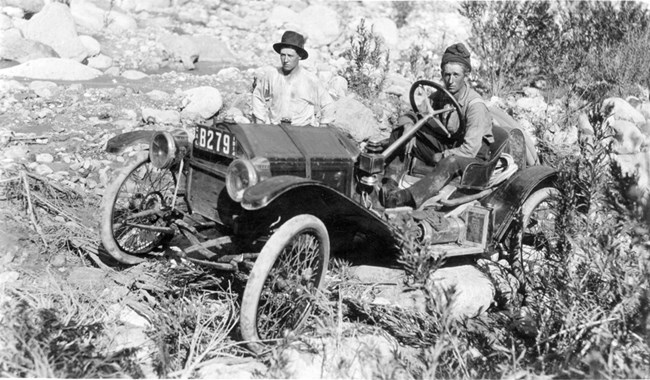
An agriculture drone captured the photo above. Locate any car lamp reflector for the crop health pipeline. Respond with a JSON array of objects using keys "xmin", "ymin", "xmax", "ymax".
[
  {"xmin": 226, "ymin": 159, "xmax": 258, "ymax": 202},
  {"xmin": 150, "ymin": 131, "xmax": 176, "ymax": 169}
]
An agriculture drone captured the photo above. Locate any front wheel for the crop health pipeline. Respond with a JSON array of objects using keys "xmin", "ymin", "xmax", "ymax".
[
  {"xmin": 100, "ymin": 153, "xmax": 182, "ymax": 264},
  {"xmin": 240, "ymin": 214, "xmax": 330, "ymax": 353}
]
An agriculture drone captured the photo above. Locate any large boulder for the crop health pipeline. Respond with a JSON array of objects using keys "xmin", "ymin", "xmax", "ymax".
[
  {"xmin": 609, "ymin": 119, "xmax": 646, "ymax": 154},
  {"xmin": 4, "ymin": 0, "xmax": 44, "ymax": 14},
  {"xmin": 427, "ymin": 264, "xmax": 495, "ymax": 318},
  {"xmin": 87, "ymin": 54, "xmax": 113, "ymax": 71},
  {"xmin": 180, "ymin": 86, "xmax": 223, "ymax": 119},
  {"xmin": 79, "ymin": 35, "xmax": 101, "ymax": 57},
  {"xmin": 0, "ymin": 13, "xmax": 13, "ymax": 30},
  {"xmin": 329, "ymin": 96, "xmax": 381, "ymax": 143},
  {"xmin": 0, "ymin": 58, "xmax": 102, "ymax": 80},
  {"xmin": 369, "ymin": 17, "xmax": 399, "ymax": 49},
  {"xmin": 635, "ymin": 101, "xmax": 650, "ymax": 128},
  {"xmin": 603, "ymin": 97, "xmax": 647, "ymax": 126},
  {"xmin": 298, "ymin": 5, "xmax": 340, "ymax": 47},
  {"xmin": 0, "ymin": 28, "xmax": 59, "ymax": 63},
  {"xmin": 267, "ymin": 5, "xmax": 298, "ymax": 26},
  {"xmin": 160, "ymin": 34, "xmax": 199, "ymax": 70},
  {"xmin": 24, "ymin": 3, "xmax": 87, "ymax": 62},
  {"xmin": 189, "ymin": 36, "xmax": 238, "ymax": 63},
  {"xmin": 70, "ymin": 0, "xmax": 137, "ymax": 34}
]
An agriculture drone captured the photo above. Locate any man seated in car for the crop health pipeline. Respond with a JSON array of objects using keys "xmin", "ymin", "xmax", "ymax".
[
  {"xmin": 252, "ymin": 31, "xmax": 335, "ymax": 127},
  {"xmin": 382, "ymin": 43, "xmax": 494, "ymax": 208}
]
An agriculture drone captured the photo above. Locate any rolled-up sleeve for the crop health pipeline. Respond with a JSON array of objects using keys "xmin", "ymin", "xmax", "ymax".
[
  {"xmin": 444, "ymin": 102, "xmax": 493, "ymax": 158},
  {"xmin": 252, "ymin": 76, "xmax": 270, "ymax": 124}
]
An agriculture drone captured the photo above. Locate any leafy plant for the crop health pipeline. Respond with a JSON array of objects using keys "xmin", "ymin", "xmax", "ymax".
[{"xmin": 341, "ymin": 18, "xmax": 391, "ymax": 100}]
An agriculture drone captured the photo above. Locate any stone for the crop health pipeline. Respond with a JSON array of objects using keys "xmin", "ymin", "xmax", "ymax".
[
  {"xmin": 4, "ymin": 0, "xmax": 44, "ymax": 14},
  {"xmin": 427, "ymin": 264, "xmax": 495, "ymax": 319},
  {"xmin": 609, "ymin": 119, "xmax": 646, "ymax": 154},
  {"xmin": 87, "ymin": 54, "xmax": 113, "ymax": 71},
  {"xmin": 71, "ymin": 1, "xmax": 137, "ymax": 34},
  {"xmin": 197, "ymin": 359, "xmax": 267, "ymax": 380},
  {"xmin": 146, "ymin": 90, "xmax": 170, "ymax": 102},
  {"xmin": 369, "ymin": 17, "xmax": 398, "ymax": 49},
  {"xmin": 141, "ymin": 107, "xmax": 181, "ymax": 125},
  {"xmin": 160, "ymin": 34, "xmax": 199, "ymax": 70},
  {"xmin": 635, "ymin": 101, "xmax": 650, "ymax": 127},
  {"xmin": 35, "ymin": 153, "xmax": 54, "ymax": 163},
  {"xmin": 188, "ymin": 35, "xmax": 238, "ymax": 63},
  {"xmin": 329, "ymin": 96, "xmax": 382, "ymax": 143},
  {"xmin": 298, "ymin": 5, "xmax": 340, "ymax": 47},
  {"xmin": 119, "ymin": 0, "xmax": 172, "ymax": 12},
  {"xmin": 49, "ymin": 254, "xmax": 66, "ymax": 267},
  {"xmin": 0, "ymin": 270, "xmax": 20, "ymax": 285},
  {"xmin": 602, "ymin": 97, "xmax": 646, "ymax": 126},
  {"xmin": 29, "ymin": 80, "xmax": 58, "ymax": 98},
  {"xmin": 121, "ymin": 70, "xmax": 148, "ymax": 80},
  {"xmin": 79, "ymin": 35, "xmax": 101, "ymax": 57},
  {"xmin": 0, "ymin": 13, "xmax": 12, "ymax": 30},
  {"xmin": 216, "ymin": 67, "xmax": 241, "ymax": 81},
  {"xmin": 181, "ymin": 86, "xmax": 223, "ymax": 119},
  {"xmin": 34, "ymin": 163, "xmax": 53, "ymax": 176},
  {"xmin": 614, "ymin": 151, "xmax": 650, "ymax": 191},
  {"xmin": 267, "ymin": 5, "xmax": 298, "ymax": 26},
  {"xmin": 24, "ymin": 3, "xmax": 87, "ymax": 62},
  {"xmin": 0, "ymin": 28, "xmax": 59, "ymax": 63},
  {"xmin": 515, "ymin": 96, "xmax": 548, "ymax": 114},
  {"xmin": 0, "ymin": 58, "xmax": 102, "ymax": 80},
  {"xmin": 350, "ymin": 265, "xmax": 426, "ymax": 312}
]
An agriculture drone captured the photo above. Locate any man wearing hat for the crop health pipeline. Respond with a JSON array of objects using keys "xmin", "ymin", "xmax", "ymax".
[
  {"xmin": 381, "ymin": 42, "xmax": 494, "ymax": 208},
  {"xmin": 252, "ymin": 31, "xmax": 335, "ymax": 127}
]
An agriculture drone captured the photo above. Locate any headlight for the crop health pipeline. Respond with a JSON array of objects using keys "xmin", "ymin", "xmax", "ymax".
[
  {"xmin": 149, "ymin": 130, "xmax": 189, "ymax": 169},
  {"xmin": 226, "ymin": 159, "xmax": 258, "ymax": 202}
]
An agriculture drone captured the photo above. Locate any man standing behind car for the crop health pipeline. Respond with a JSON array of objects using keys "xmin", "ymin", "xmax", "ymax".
[{"xmin": 252, "ymin": 31, "xmax": 335, "ymax": 127}]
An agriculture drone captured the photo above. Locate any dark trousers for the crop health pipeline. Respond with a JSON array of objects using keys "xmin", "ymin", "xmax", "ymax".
[{"xmin": 388, "ymin": 128, "xmax": 489, "ymax": 207}]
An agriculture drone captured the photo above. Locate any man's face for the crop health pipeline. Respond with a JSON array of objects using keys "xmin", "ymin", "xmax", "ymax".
[
  {"xmin": 280, "ymin": 47, "xmax": 300, "ymax": 74},
  {"xmin": 441, "ymin": 63, "xmax": 467, "ymax": 96}
]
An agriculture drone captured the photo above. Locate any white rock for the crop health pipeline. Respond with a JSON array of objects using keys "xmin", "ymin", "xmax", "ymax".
[
  {"xmin": 515, "ymin": 96, "xmax": 548, "ymax": 114},
  {"xmin": 160, "ymin": 34, "xmax": 199, "ymax": 70},
  {"xmin": 24, "ymin": 3, "xmax": 87, "ymax": 62},
  {"xmin": 79, "ymin": 35, "xmax": 101, "ymax": 57},
  {"xmin": 216, "ymin": 67, "xmax": 240, "ymax": 81},
  {"xmin": 34, "ymin": 163, "xmax": 53, "ymax": 176},
  {"xmin": 427, "ymin": 264, "xmax": 495, "ymax": 319},
  {"xmin": 369, "ymin": 17, "xmax": 398, "ymax": 49},
  {"xmin": 188, "ymin": 35, "xmax": 237, "ymax": 63},
  {"xmin": 29, "ymin": 80, "xmax": 57, "ymax": 98},
  {"xmin": 141, "ymin": 107, "xmax": 181, "ymax": 125},
  {"xmin": 329, "ymin": 96, "xmax": 381, "ymax": 142},
  {"xmin": 298, "ymin": 5, "xmax": 340, "ymax": 47},
  {"xmin": 0, "ymin": 79, "xmax": 26, "ymax": 93},
  {"xmin": 119, "ymin": 0, "xmax": 171, "ymax": 12},
  {"xmin": 0, "ymin": 270, "xmax": 19, "ymax": 285},
  {"xmin": 609, "ymin": 119, "xmax": 646, "ymax": 154},
  {"xmin": 0, "ymin": 28, "xmax": 59, "ymax": 63},
  {"xmin": 121, "ymin": 70, "xmax": 148, "ymax": 80},
  {"xmin": 615, "ymin": 151, "xmax": 650, "ymax": 191},
  {"xmin": 87, "ymin": 54, "xmax": 113, "ymax": 70},
  {"xmin": 603, "ymin": 97, "xmax": 647, "ymax": 126},
  {"xmin": 0, "ymin": 13, "xmax": 13, "ymax": 30},
  {"xmin": 0, "ymin": 58, "xmax": 102, "ymax": 80},
  {"xmin": 35, "ymin": 153, "xmax": 54, "ymax": 163},
  {"xmin": 71, "ymin": 1, "xmax": 137, "ymax": 34},
  {"xmin": 4, "ymin": 0, "xmax": 44, "ymax": 14},
  {"xmin": 267, "ymin": 5, "xmax": 298, "ymax": 26},
  {"xmin": 181, "ymin": 86, "xmax": 223, "ymax": 119},
  {"xmin": 635, "ymin": 101, "xmax": 650, "ymax": 127},
  {"xmin": 146, "ymin": 89, "xmax": 170, "ymax": 102}
]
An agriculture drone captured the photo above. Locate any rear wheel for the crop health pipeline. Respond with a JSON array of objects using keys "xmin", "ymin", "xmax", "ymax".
[
  {"xmin": 240, "ymin": 214, "xmax": 330, "ymax": 353},
  {"xmin": 100, "ymin": 153, "xmax": 183, "ymax": 264}
]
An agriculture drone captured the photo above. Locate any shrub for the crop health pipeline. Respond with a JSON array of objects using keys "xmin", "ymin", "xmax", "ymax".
[
  {"xmin": 340, "ymin": 18, "xmax": 390, "ymax": 100},
  {"xmin": 392, "ymin": 1, "xmax": 415, "ymax": 29}
]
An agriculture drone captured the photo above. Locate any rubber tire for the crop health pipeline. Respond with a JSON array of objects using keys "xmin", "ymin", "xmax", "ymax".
[
  {"xmin": 100, "ymin": 152, "xmax": 175, "ymax": 265},
  {"xmin": 240, "ymin": 214, "xmax": 330, "ymax": 354}
]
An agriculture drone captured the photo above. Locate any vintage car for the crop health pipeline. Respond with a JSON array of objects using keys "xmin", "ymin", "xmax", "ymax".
[{"xmin": 100, "ymin": 80, "xmax": 557, "ymax": 352}]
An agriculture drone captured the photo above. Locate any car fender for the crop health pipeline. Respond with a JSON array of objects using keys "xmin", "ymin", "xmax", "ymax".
[
  {"xmin": 105, "ymin": 130, "xmax": 156, "ymax": 153},
  {"xmin": 240, "ymin": 175, "xmax": 392, "ymax": 239},
  {"xmin": 482, "ymin": 165, "xmax": 557, "ymax": 241}
]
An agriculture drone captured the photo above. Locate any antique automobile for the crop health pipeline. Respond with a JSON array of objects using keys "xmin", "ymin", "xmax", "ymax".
[{"xmin": 100, "ymin": 80, "xmax": 557, "ymax": 352}]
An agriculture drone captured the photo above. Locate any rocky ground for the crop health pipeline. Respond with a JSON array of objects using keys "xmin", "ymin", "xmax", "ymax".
[{"xmin": 1, "ymin": 0, "xmax": 650, "ymax": 378}]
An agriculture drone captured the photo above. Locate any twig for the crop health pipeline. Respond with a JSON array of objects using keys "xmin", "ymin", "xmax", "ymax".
[
  {"xmin": 540, "ymin": 317, "xmax": 618, "ymax": 343},
  {"xmin": 0, "ymin": 176, "xmax": 21, "ymax": 184},
  {"xmin": 20, "ymin": 171, "xmax": 48, "ymax": 248}
]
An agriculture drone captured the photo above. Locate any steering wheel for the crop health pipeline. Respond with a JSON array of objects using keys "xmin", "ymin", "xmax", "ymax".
[{"xmin": 408, "ymin": 79, "xmax": 464, "ymax": 138}]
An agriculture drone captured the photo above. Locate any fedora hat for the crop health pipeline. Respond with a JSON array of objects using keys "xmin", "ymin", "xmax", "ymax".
[{"xmin": 273, "ymin": 31, "xmax": 308, "ymax": 60}]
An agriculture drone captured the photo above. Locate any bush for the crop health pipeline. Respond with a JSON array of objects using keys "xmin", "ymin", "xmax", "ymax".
[{"xmin": 340, "ymin": 18, "xmax": 390, "ymax": 100}]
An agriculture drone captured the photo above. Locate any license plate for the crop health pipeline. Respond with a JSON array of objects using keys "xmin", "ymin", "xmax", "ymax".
[{"xmin": 194, "ymin": 126, "xmax": 237, "ymax": 157}]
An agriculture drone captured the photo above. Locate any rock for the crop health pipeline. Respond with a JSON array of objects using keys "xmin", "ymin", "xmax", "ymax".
[
  {"xmin": 609, "ymin": 119, "xmax": 646, "ymax": 154},
  {"xmin": 79, "ymin": 35, "xmax": 101, "ymax": 57},
  {"xmin": 106, "ymin": 304, "xmax": 151, "ymax": 328},
  {"xmin": 522, "ymin": 86, "xmax": 543, "ymax": 98},
  {"xmin": 87, "ymin": 54, "xmax": 113, "ymax": 70},
  {"xmin": 197, "ymin": 359, "xmax": 267, "ymax": 380},
  {"xmin": 119, "ymin": 0, "xmax": 172, "ymax": 12},
  {"xmin": 515, "ymin": 96, "xmax": 547, "ymax": 114},
  {"xmin": 0, "ymin": 13, "xmax": 12, "ymax": 30},
  {"xmin": 180, "ymin": 86, "xmax": 223, "ymax": 119},
  {"xmin": 635, "ymin": 101, "xmax": 650, "ymax": 127},
  {"xmin": 329, "ymin": 96, "xmax": 381, "ymax": 142},
  {"xmin": 577, "ymin": 112, "xmax": 594, "ymax": 135},
  {"xmin": 0, "ymin": 78, "xmax": 26, "ymax": 93},
  {"xmin": 298, "ymin": 5, "xmax": 340, "ymax": 47},
  {"xmin": 34, "ymin": 163, "xmax": 53, "ymax": 176},
  {"xmin": 350, "ymin": 265, "xmax": 426, "ymax": 312},
  {"xmin": 104, "ymin": 66, "xmax": 120, "ymax": 76},
  {"xmin": 267, "ymin": 5, "xmax": 298, "ymax": 26},
  {"xmin": 615, "ymin": 151, "xmax": 650, "ymax": 191},
  {"xmin": 327, "ymin": 75, "xmax": 348, "ymax": 100},
  {"xmin": 50, "ymin": 254, "xmax": 66, "ymax": 267},
  {"xmin": 71, "ymin": 1, "xmax": 137, "ymax": 34},
  {"xmin": 0, "ymin": 28, "xmax": 59, "ymax": 63},
  {"xmin": 146, "ymin": 89, "xmax": 170, "ymax": 102},
  {"xmin": 35, "ymin": 153, "xmax": 54, "ymax": 163},
  {"xmin": 0, "ymin": 271, "xmax": 20, "ymax": 285},
  {"xmin": 160, "ymin": 34, "xmax": 199, "ymax": 70},
  {"xmin": 0, "ymin": 58, "xmax": 102, "ymax": 80},
  {"xmin": 4, "ymin": 0, "xmax": 44, "ymax": 14},
  {"xmin": 24, "ymin": 3, "xmax": 87, "ymax": 62},
  {"xmin": 29, "ymin": 80, "xmax": 58, "ymax": 98},
  {"xmin": 602, "ymin": 97, "xmax": 646, "ymax": 126},
  {"xmin": 121, "ymin": 70, "xmax": 148, "ymax": 80},
  {"xmin": 189, "ymin": 35, "xmax": 238, "ymax": 63},
  {"xmin": 216, "ymin": 67, "xmax": 241, "ymax": 81},
  {"xmin": 369, "ymin": 17, "xmax": 398, "ymax": 49},
  {"xmin": 142, "ymin": 107, "xmax": 181, "ymax": 125},
  {"xmin": 427, "ymin": 264, "xmax": 495, "ymax": 319}
]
